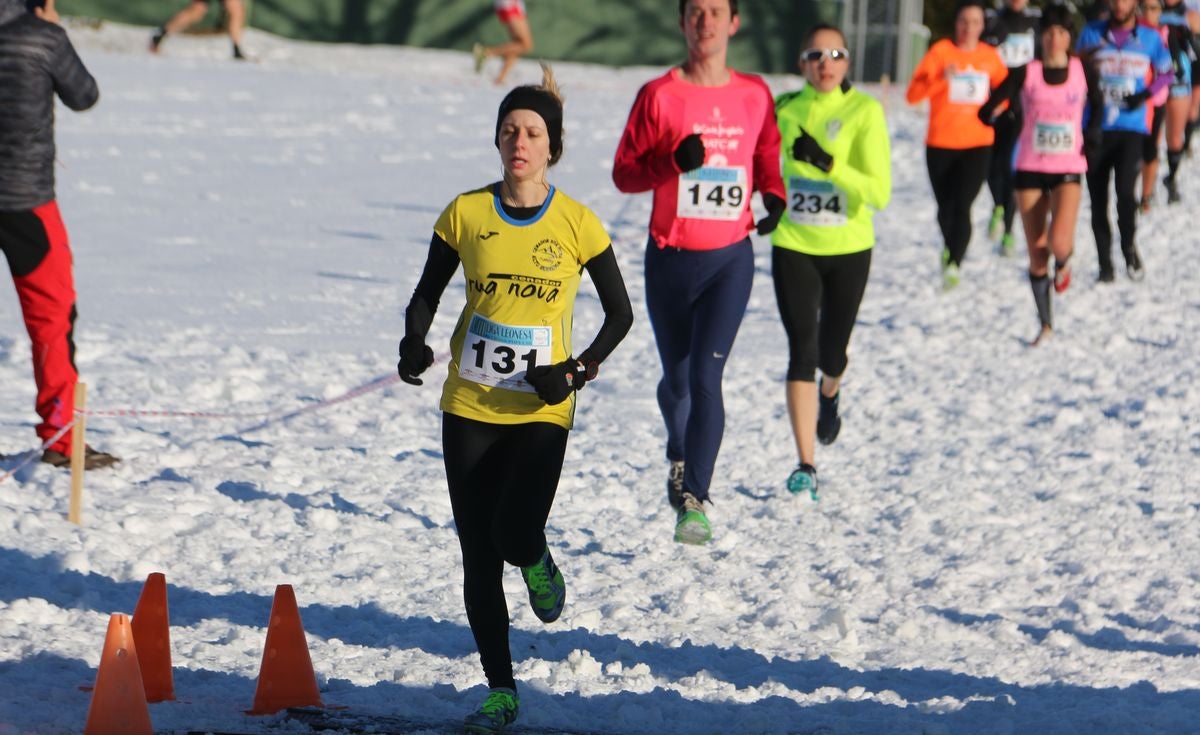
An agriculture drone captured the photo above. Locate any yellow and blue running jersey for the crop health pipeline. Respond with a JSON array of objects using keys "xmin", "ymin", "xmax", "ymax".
[{"xmin": 434, "ymin": 184, "xmax": 610, "ymax": 429}]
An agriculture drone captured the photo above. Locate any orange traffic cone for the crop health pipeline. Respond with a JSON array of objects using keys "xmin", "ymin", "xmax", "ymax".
[
  {"xmin": 247, "ymin": 584, "xmax": 323, "ymax": 715},
  {"xmin": 83, "ymin": 613, "xmax": 154, "ymax": 735},
  {"xmin": 131, "ymin": 572, "xmax": 175, "ymax": 702}
]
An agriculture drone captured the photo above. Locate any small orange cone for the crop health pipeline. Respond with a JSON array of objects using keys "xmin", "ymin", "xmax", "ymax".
[
  {"xmin": 131, "ymin": 572, "xmax": 175, "ymax": 702},
  {"xmin": 247, "ymin": 584, "xmax": 323, "ymax": 715},
  {"xmin": 83, "ymin": 613, "xmax": 154, "ymax": 735}
]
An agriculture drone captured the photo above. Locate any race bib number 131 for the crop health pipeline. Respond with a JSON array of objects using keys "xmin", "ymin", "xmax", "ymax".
[{"xmin": 459, "ymin": 313, "xmax": 552, "ymax": 393}]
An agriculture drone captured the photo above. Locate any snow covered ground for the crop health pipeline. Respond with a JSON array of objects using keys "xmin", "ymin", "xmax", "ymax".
[{"xmin": 1, "ymin": 19, "xmax": 1199, "ymax": 735}]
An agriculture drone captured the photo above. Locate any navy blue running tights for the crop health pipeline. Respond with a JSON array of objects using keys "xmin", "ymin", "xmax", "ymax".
[{"xmin": 643, "ymin": 236, "xmax": 754, "ymax": 503}]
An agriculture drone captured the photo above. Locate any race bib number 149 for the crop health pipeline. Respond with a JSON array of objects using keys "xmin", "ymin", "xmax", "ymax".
[
  {"xmin": 677, "ymin": 165, "xmax": 748, "ymax": 221},
  {"xmin": 459, "ymin": 313, "xmax": 552, "ymax": 393}
]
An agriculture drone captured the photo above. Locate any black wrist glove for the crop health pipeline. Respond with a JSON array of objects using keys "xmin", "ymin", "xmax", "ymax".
[
  {"xmin": 791, "ymin": 128, "xmax": 834, "ymax": 172},
  {"xmin": 673, "ymin": 133, "xmax": 706, "ymax": 172},
  {"xmin": 1120, "ymin": 89, "xmax": 1151, "ymax": 111},
  {"xmin": 977, "ymin": 104, "xmax": 996, "ymax": 126},
  {"xmin": 755, "ymin": 193, "xmax": 786, "ymax": 236},
  {"xmin": 397, "ymin": 335, "xmax": 434, "ymax": 385},
  {"xmin": 525, "ymin": 358, "xmax": 589, "ymax": 405}
]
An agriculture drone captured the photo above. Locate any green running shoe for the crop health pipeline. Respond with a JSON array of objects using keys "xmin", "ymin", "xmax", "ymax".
[
  {"xmin": 786, "ymin": 464, "xmax": 818, "ymax": 501},
  {"xmin": 998, "ymin": 232, "xmax": 1015, "ymax": 257},
  {"xmin": 520, "ymin": 548, "xmax": 565, "ymax": 623},
  {"xmin": 942, "ymin": 262, "xmax": 960, "ymax": 291},
  {"xmin": 463, "ymin": 687, "xmax": 519, "ymax": 734},
  {"xmin": 987, "ymin": 205, "xmax": 1004, "ymax": 240},
  {"xmin": 674, "ymin": 492, "xmax": 712, "ymax": 545}
]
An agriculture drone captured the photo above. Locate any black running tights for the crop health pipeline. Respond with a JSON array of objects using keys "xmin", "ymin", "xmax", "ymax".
[
  {"xmin": 987, "ymin": 112, "xmax": 1020, "ymax": 234},
  {"xmin": 1085, "ymin": 131, "xmax": 1143, "ymax": 268},
  {"xmin": 442, "ymin": 412, "xmax": 568, "ymax": 690},
  {"xmin": 771, "ymin": 247, "xmax": 872, "ymax": 382},
  {"xmin": 926, "ymin": 145, "xmax": 991, "ymax": 266}
]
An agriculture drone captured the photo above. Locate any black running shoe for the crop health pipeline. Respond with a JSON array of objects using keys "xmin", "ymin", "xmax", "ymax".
[
  {"xmin": 149, "ymin": 27, "xmax": 166, "ymax": 52},
  {"xmin": 816, "ymin": 385, "xmax": 841, "ymax": 446},
  {"xmin": 1164, "ymin": 176, "xmax": 1181, "ymax": 204},
  {"xmin": 1124, "ymin": 246, "xmax": 1145, "ymax": 282},
  {"xmin": 1098, "ymin": 263, "xmax": 1115, "ymax": 283}
]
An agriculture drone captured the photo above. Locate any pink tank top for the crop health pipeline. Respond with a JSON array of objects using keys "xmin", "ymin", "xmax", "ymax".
[{"xmin": 1016, "ymin": 58, "xmax": 1089, "ymax": 175}]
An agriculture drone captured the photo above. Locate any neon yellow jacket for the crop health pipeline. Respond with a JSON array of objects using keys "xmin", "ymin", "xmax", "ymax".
[{"xmin": 771, "ymin": 84, "xmax": 891, "ymax": 256}]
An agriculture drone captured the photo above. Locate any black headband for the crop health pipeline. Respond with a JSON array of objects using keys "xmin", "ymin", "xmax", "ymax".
[{"xmin": 494, "ymin": 86, "xmax": 563, "ymax": 160}]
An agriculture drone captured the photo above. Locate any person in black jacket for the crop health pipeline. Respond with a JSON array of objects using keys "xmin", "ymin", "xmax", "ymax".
[
  {"xmin": 982, "ymin": 0, "xmax": 1042, "ymax": 254},
  {"xmin": 0, "ymin": 0, "xmax": 117, "ymax": 469}
]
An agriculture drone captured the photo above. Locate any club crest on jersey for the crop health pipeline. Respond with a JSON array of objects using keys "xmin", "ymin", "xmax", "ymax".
[
  {"xmin": 826, "ymin": 119, "xmax": 842, "ymax": 141},
  {"xmin": 531, "ymin": 238, "xmax": 563, "ymax": 272}
]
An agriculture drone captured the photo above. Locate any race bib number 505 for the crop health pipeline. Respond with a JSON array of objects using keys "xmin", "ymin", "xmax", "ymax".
[
  {"xmin": 677, "ymin": 165, "xmax": 748, "ymax": 221},
  {"xmin": 459, "ymin": 313, "xmax": 552, "ymax": 393}
]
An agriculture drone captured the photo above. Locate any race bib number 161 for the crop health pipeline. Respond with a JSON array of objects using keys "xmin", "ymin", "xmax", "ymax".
[{"xmin": 459, "ymin": 313, "xmax": 552, "ymax": 393}]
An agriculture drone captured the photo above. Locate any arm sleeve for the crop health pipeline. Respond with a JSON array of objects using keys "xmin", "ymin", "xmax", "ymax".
[
  {"xmin": 404, "ymin": 234, "xmax": 460, "ymax": 341},
  {"xmin": 612, "ymin": 85, "xmax": 680, "ymax": 193},
  {"xmin": 1083, "ymin": 60, "xmax": 1105, "ymax": 136},
  {"xmin": 828, "ymin": 99, "xmax": 892, "ymax": 212},
  {"xmin": 752, "ymin": 85, "xmax": 786, "ymax": 200},
  {"xmin": 577, "ymin": 246, "xmax": 633, "ymax": 367},
  {"xmin": 980, "ymin": 65, "xmax": 1023, "ymax": 119},
  {"xmin": 49, "ymin": 30, "xmax": 98, "ymax": 111},
  {"xmin": 906, "ymin": 45, "xmax": 945, "ymax": 104}
]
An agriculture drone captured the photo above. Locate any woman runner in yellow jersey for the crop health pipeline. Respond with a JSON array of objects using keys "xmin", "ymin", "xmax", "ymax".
[{"xmin": 397, "ymin": 65, "xmax": 632, "ymax": 734}]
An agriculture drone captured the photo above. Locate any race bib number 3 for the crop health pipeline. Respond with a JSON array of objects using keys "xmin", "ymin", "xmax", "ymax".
[
  {"xmin": 949, "ymin": 70, "xmax": 990, "ymax": 105},
  {"xmin": 788, "ymin": 176, "xmax": 847, "ymax": 227},
  {"xmin": 677, "ymin": 165, "xmax": 748, "ymax": 221},
  {"xmin": 1033, "ymin": 121, "xmax": 1076, "ymax": 155},
  {"xmin": 459, "ymin": 314, "xmax": 552, "ymax": 393}
]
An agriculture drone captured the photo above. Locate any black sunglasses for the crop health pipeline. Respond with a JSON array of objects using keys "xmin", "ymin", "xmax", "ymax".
[{"xmin": 801, "ymin": 48, "xmax": 850, "ymax": 63}]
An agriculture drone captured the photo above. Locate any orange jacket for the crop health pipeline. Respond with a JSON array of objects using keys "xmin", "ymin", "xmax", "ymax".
[{"xmin": 906, "ymin": 39, "xmax": 1008, "ymax": 149}]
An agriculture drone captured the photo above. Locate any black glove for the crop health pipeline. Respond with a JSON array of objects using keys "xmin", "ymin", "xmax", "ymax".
[
  {"xmin": 755, "ymin": 193, "xmax": 786, "ymax": 236},
  {"xmin": 673, "ymin": 133, "xmax": 706, "ymax": 172},
  {"xmin": 525, "ymin": 359, "xmax": 589, "ymax": 405},
  {"xmin": 792, "ymin": 128, "xmax": 834, "ymax": 172},
  {"xmin": 397, "ymin": 335, "xmax": 434, "ymax": 385},
  {"xmin": 1120, "ymin": 89, "xmax": 1152, "ymax": 111}
]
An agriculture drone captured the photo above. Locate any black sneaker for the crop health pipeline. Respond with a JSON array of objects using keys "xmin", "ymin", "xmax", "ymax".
[
  {"xmin": 1098, "ymin": 263, "xmax": 1115, "ymax": 283},
  {"xmin": 816, "ymin": 384, "xmax": 841, "ymax": 446},
  {"xmin": 41, "ymin": 445, "xmax": 120, "ymax": 470},
  {"xmin": 1124, "ymin": 247, "xmax": 1145, "ymax": 281},
  {"xmin": 233, "ymin": 44, "xmax": 246, "ymax": 60},
  {"xmin": 149, "ymin": 27, "xmax": 166, "ymax": 52},
  {"xmin": 666, "ymin": 460, "xmax": 685, "ymax": 510},
  {"xmin": 1164, "ymin": 176, "xmax": 1181, "ymax": 204}
]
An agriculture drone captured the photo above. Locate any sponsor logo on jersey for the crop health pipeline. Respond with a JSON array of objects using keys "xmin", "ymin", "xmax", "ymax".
[{"xmin": 531, "ymin": 238, "xmax": 563, "ymax": 272}]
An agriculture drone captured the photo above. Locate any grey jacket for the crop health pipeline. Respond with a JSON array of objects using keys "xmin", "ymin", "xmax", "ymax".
[{"xmin": 0, "ymin": 0, "xmax": 98, "ymax": 211}]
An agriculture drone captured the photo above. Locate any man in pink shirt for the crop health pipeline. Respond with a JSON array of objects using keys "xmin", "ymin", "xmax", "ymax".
[{"xmin": 612, "ymin": 0, "xmax": 785, "ymax": 546}]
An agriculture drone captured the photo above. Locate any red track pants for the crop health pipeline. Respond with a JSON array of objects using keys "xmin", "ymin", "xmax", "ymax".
[{"xmin": 1, "ymin": 201, "xmax": 78, "ymax": 454}]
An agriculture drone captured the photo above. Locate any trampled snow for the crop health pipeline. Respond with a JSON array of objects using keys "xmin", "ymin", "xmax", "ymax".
[{"xmin": 1, "ymin": 20, "xmax": 1198, "ymax": 735}]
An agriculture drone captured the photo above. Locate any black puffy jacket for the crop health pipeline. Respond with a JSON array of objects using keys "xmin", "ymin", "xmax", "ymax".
[{"xmin": 0, "ymin": 0, "xmax": 98, "ymax": 211}]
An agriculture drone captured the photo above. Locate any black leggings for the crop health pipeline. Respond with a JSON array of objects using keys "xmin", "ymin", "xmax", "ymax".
[
  {"xmin": 442, "ymin": 412, "xmax": 568, "ymax": 690},
  {"xmin": 1144, "ymin": 105, "xmax": 1165, "ymax": 163},
  {"xmin": 926, "ymin": 146, "xmax": 991, "ymax": 266},
  {"xmin": 1085, "ymin": 131, "xmax": 1143, "ymax": 267},
  {"xmin": 771, "ymin": 247, "xmax": 872, "ymax": 382},
  {"xmin": 987, "ymin": 112, "xmax": 1020, "ymax": 234}
]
